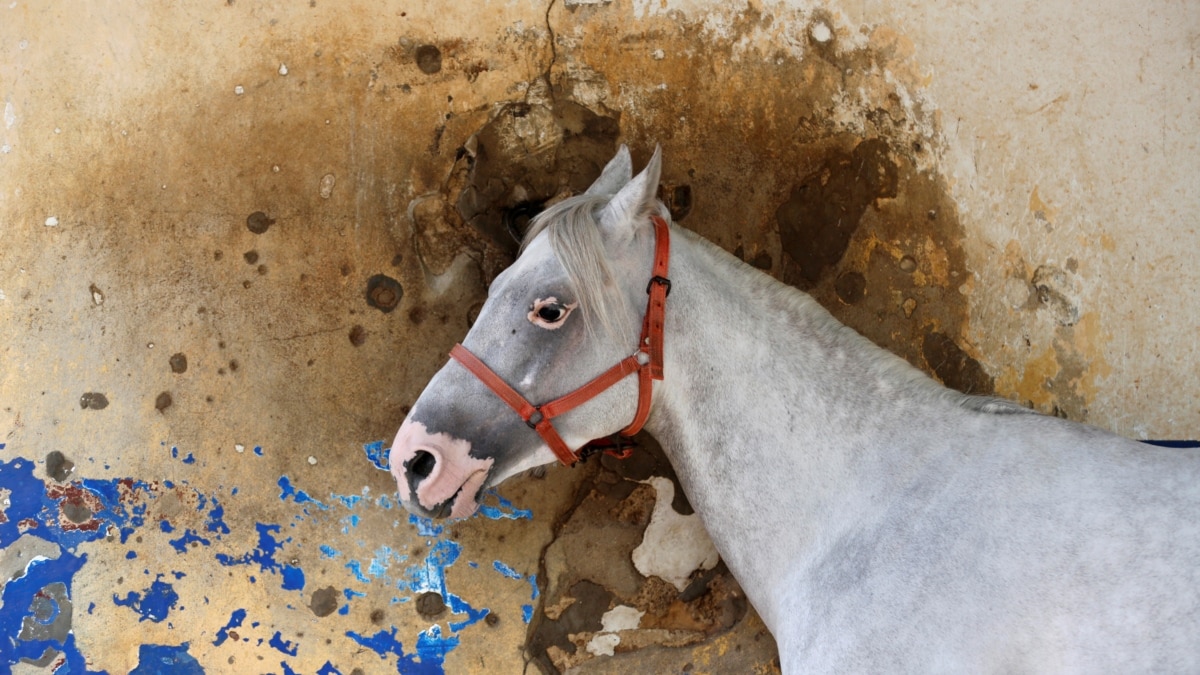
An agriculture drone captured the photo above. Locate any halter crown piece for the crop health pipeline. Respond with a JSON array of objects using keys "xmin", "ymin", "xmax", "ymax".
[{"xmin": 448, "ymin": 215, "xmax": 672, "ymax": 466}]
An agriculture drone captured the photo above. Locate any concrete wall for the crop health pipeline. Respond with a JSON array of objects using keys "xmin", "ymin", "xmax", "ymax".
[{"xmin": 1, "ymin": 0, "xmax": 1196, "ymax": 672}]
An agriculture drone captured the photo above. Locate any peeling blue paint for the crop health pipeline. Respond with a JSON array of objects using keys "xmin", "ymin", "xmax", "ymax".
[
  {"xmin": 409, "ymin": 514, "xmax": 443, "ymax": 537},
  {"xmin": 213, "ymin": 608, "xmax": 248, "ymax": 646},
  {"xmin": 346, "ymin": 560, "xmax": 371, "ymax": 583},
  {"xmin": 281, "ymin": 564, "xmax": 306, "ymax": 591},
  {"xmin": 523, "ymin": 604, "xmax": 534, "ymax": 623},
  {"xmin": 129, "ymin": 643, "xmax": 205, "ymax": 674},
  {"xmin": 206, "ymin": 499, "xmax": 231, "ymax": 535},
  {"xmin": 363, "ymin": 440, "xmax": 390, "ymax": 470},
  {"xmin": 330, "ymin": 492, "xmax": 365, "ymax": 509},
  {"xmin": 269, "ymin": 631, "xmax": 299, "ymax": 656},
  {"xmin": 477, "ymin": 490, "xmax": 534, "ymax": 521},
  {"xmin": 169, "ymin": 528, "xmax": 212, "ymax": 553},
  {"xmin": 0, "ymin": 442, "xmax": 512, "ymax": 673},
  {"xmin": 493, "ymin": 561, "xmax": 522, "ymax": 580},
  {"xmin": 347, "ymin": 624, "xmax": 458, "ymax": 674},
  {"xmin": 400, "ymin": 538, "xmax": 488, "ymax": 633},
  {"xmin": 254, "ymin": 445, "xmax": 264, "ymax": 456},
  {"xmin": 279, "ymin": 475, "xmax": 329, "ymax": 510},
  {"xmin": 215, "ymin": 522, "xmax": 302, "ymax": 591},
  {"xmin": 114, "ymin": 576, "xmax": 180, "ymax": 623}
]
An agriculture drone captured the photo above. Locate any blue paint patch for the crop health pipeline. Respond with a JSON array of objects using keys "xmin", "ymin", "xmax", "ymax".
[
  {"xmin": 363, "ymin": 440, "xmax": 390, "ymax": 470},
  {"xmin": 182, "ymin": 453, "xmax": 196, "ymax": 465},
  {"xmin": 523, "ymin": 604, "xmax": 534, "ymax": 624},
  {"xmin": 168, "ymin": 528, "xmax": 211, "ymax": 553},
  {"xmin": 127, "ymin": 550, "xmax": 138, "ymax": 559},
  {"xmin": 206, "ymin": 499, "xmax": 231, "ymax": 535},
  {"xmin": 347, "ymin": 625, "xmax": 458, "ymax": 675},
  {"xmin": 0, "ymin": 457, "xmax": 154, "ymax": 549},
  {"xmin": 320, "ymin": 544, "xmax": 341, "ymax": 558},
  {"xmin": 409, "ymin": 514, "xmax": 444, "ymax": 537},
  {"xmin": 160, "ymin": 519, "xmax": 176, "ymax": 533},
  {"xmin": 213, "ymin": 608, "xmax": 247, "ymax": 646},
  {"xmin": 344, "ymin": 588, "xmax": 366, "ymax": 600},
  {"xmin": 281, "ymin": 565, "xmax": 305, "ymax": 591},
  {"xmin": 269, "ymin": 631, "xmax": 299, "ymax": 656},
  {"xmin": 129, "ymin": 643, "xmax": 205, "ymax": 675},
  {"xmin": 281, "ymin": 662, "xmax": 300, "ymax": 675},
  {"xmin": 528, "ymin": 573, "xmax": 540, "ymax": 600},
  {"xmin": 278, "ymin": 475, "xmax": 329, "ymax": 510},
  {"xmin": 254, "ymin": 446, "xmax": 264, "ymax": 456},
  {"xmin": 338, "ymin": 604, "xmax": 350, "ymax": 616},
  {"xmin": 346, "ymin": 560, "xmax": 371, "ymax": 584},
  {"xmin": 399, "ymin": 538, "xmax": 488, "ymax": 633},
  {"xmin": 317, "ymin": 662, "xmax": 344, "ymax": 675},
  {"xmin": 215, "ymin": 522, "xmax": 300, "ymax": 591},
  {"xmin": 0, "ymin": 551, "xmax": 93, "ymax": 671},
  {"xmin": 493, "ymin": 561, "xmax": 522, "ymax": 580},
  {"xmin": 477, "ymin": 490, "xmax": 534, "ymax": 521},
  {"xmin": 330, "ymin": 492, "xmax": 364, "ymax": 509},
  {"xmin": 114, "ymin": 577, "xmax": 180, "ymax": 623}
]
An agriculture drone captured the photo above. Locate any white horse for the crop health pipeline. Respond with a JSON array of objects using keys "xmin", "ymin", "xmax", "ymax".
[{"xmin": 390, "ymin": 146, "xmax": 1200, "ymax": 672}]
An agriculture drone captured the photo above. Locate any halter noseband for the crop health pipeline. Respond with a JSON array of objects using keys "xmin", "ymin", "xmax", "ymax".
[{"xmin": 448, "ymin": 215, "xmax": 671, "ymax": 466}]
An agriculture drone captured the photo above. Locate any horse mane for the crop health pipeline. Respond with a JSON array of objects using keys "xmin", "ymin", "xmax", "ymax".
[
  {"xmin": 674, "ymin": 226, "xmax": 1036, "ymax": 417},
  {"xmin": 523, "ymin": 193, "xmax": 1032, "ymax": 417},
  {"xmin": 522, "ymin": 194, "xmax": 637, "ymax": 344}
]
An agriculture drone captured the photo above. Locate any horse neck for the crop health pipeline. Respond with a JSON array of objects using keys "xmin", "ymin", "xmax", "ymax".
[{"xmin": 643, "ymin": 228, "xmax": 956, "ymax": 629}]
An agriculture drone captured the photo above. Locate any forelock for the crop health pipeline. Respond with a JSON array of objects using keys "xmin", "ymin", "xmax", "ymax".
[{"xmin": 521, "ymin": 195, "xmax": 634, "ymax": 344}]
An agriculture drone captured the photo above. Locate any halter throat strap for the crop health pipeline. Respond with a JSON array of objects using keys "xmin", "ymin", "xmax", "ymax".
[{"xmin": 449, "ymin": 215, "xmax": 671, "ymax": 466}]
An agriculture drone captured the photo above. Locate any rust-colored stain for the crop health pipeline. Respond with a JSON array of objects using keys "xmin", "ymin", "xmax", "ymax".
[
  {"xmin": 994, "ymin": 311, "xmax": 1113, "ymax": 419},
  {"xmin": 1029, "ymin": 185, "xmax": 1058, "ymax": 225}
]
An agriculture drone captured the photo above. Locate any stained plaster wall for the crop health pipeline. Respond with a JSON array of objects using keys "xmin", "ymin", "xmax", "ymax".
[{"xmin": 1, "ymin": 0, "xmax": 1197, "ymax": 673}]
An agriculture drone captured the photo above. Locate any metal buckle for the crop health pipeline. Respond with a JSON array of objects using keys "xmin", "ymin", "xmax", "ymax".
[
  {"xmin": 646, "ymin": 276, "xmax": 672, "ymax": 296},
  {"xmin": 526, "ymin": 409, "xmax": 544, "ymax": 429}
]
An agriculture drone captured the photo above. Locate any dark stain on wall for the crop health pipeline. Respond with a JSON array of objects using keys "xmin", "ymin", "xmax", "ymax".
[
  {"xmin": 776, "ymin": 138, "xmax": 899, "ymax": 286},
  {"xmin": 455, "ymin": 98, "xmax": 620, "ymax": 252}
]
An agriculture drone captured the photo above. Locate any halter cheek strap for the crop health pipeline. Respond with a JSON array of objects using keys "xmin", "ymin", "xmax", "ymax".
[{"xmin": 449, "ymin": 215, "xmax": 672, "ymax": 466}]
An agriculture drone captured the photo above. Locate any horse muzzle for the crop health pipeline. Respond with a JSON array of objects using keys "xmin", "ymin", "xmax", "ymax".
[{"xmin": 390, "ymin": 419, "xmax": 494, "ymax": 520}]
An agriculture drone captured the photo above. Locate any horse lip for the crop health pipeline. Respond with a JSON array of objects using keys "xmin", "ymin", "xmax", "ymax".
[{"xmin": 448, "ymin": 468, "xmax": 491, "ymax": 520}]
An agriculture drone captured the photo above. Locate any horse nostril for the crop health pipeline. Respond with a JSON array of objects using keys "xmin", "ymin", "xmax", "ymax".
[{"xmin": 408, "ymin": 450, "xmax": 437, "ymax": 480}]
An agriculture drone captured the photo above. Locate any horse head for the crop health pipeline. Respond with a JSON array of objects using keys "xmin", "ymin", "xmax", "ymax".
[{"xmin": 390, "ymin": 145, "xmax": 670, "ymax": 519}]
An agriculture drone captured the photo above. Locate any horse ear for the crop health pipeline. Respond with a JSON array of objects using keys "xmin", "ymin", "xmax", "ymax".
[
  {"xmin": 585, "ymin": 145, "xmax": 633, "ymax": 196},
  {"xmin": 597, "ymin": 145, "xmax": 662, "ymax": 241}
]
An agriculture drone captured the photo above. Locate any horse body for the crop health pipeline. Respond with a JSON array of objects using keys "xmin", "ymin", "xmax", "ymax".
[
  {"xmin": 648, "ymin": 227, "xmax": 1200, "ymax": 671},
  {"xmin": 391, "ymin": 146, "xmax": 1200, "ymax": 672}
]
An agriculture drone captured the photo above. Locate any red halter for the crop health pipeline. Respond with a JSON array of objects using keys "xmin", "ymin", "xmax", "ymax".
[{"xmin": 448, "ymin": 215, "xmax": 671, "ymax": 466}]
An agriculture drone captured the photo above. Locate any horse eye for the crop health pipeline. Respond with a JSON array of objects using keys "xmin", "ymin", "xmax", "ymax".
[
  {"xmin": 528, "ymin": 298, "xmax": 576, "ymax": 329},
  {"xmin": 537, "ymin": 304, "xmax": 565, "ymax": 323}
]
